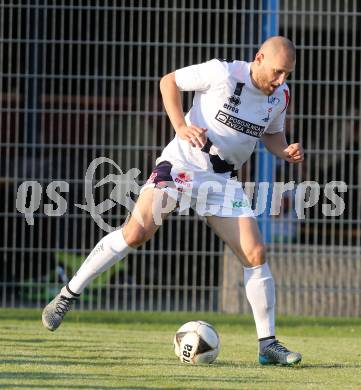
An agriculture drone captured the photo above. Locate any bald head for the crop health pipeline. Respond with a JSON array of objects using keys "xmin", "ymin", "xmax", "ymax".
[
  {"xmin": 259, "ymin": 36, "xmax": 296, "ymax": 62},
  {"xmin": 250, "ymin": 36, "xmax": 296, "ymax": 96}
]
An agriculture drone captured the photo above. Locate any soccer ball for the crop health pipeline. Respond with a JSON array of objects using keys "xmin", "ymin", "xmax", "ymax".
[{"xmin": 173, "ymin": 320, "xmax": 220, "ymax": 364}]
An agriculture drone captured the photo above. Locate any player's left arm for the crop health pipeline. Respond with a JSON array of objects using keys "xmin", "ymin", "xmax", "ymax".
[{"xmin": 261, "ymin": 131, "xmax": 304, "ymax": 164}]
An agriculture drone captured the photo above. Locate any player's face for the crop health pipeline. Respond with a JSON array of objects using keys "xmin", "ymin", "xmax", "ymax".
[{"xmin": 255, "ymin": 50, "xmax": 295, "ymax": 96}]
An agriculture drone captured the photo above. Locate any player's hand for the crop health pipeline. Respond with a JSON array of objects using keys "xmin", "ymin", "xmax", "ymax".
[
  {"xmin": 283, "ymin": 143, "xmax": 304, "ymax": 163},
  {"xmin": 176, "ymin": 124, "xmax": 207, "ymax": 148}
]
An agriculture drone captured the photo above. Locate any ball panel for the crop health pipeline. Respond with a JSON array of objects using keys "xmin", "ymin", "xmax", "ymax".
[
  {"xmin": 193, "ymin": 347, "xmax": 219, "ymax": 364},
  {"xmin": 176, "ymin": 321, "xmax": 199, "ymax": 333},
  {"xmin": 197, "ymin": 324, "xmax": 219, "ymax": 349},
  {"xmin": 175, "ymin": 331, "xmax": 188, "ymax": 345},
  {"xmin": 196, "ymin": 336, "xmax": 213, "ymax": 354},
  {"xmin": 174, "ymin": 322, "xmax": 199, "ymax": 358},
  {"xmin": 197, "ymin": 320, "xmax": 213, "ymax": 327},
  {"xmin": 173, "ymin": 335, "xmax": 181, "ymax": 357},
  {"xmin": 179, "ymin": 332, "xmax": 199, "ymax": 364}
]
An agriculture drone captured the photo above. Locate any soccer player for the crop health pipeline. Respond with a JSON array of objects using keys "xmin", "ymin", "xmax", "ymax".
[{"xmin": 42, "ymin": 36, "xmax": 304, "ymax": 366}]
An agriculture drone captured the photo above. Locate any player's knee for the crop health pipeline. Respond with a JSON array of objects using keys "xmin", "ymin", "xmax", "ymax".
[
  {"xmin": 123, "ymin": 224, "xmax": 150, "ymax": 248},
  {"xmin": 244, "ymin": 244, "xmax": 266, "ymax": 267}
]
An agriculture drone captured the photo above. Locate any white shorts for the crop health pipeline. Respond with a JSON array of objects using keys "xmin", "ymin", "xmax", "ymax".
[{"xmin": 141, "ymin": 160, "xmax": 254, "ymax": 218}]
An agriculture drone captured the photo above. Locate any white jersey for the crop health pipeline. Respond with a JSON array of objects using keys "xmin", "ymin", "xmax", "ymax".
[{"xmin": 157, "ymin": 59, "xmax": 290, "ymax": 173}]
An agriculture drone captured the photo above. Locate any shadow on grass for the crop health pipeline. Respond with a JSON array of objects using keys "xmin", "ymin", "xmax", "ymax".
[
  {"xmin": 299, "ymin": 363, "xmax": 361, "ymax": 369},
  {"xmin": 4, "ymin": 353, "xmax": 361, "ymax": 372},
  {"xmin": 222, "ymin": 360, "xmax": 361, "ymax": 369},
  {"xmin": 1, "ymin": 353, "xmax": 188, "ymax": 368},
  {"xmin": 0, "ymin": 376, "xmax": 171, "ymax": 390},
  {"xmin": 2, "ymin": 308, "xmax": 361, "ymax": 333},
  {"xmin": 216, "ymin": 360, "xmax": 361, "ymax": 370},
  {"xmin": 7, "ymin": 338, "xmax": 48, "ymax": 343},
  {"xmin": 0, "ymin": 385, "xmax": 198, "ymax": 390},
  {"xmin": 0, "ymin": 385, "xmax": 122, "ymax": 389},
  {"xmin": 0, "ymin": 309, "xmax": 259, "ymax": 327},
  {"xmin": 0, "ymin": 356, "xmax": 130, "ymax": 368},
  {"xmin": 0, "ymin": 371, "xmax": 113, "ymax": 381},
  {"xmin": 0, "ymin": 370, "xmax": 310, "ymax": 388},
  {"xmin": 215, "ymin": 360, "xmax": 258, "ymax": 368}
]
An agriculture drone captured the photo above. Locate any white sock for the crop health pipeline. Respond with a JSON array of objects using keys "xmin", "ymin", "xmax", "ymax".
[
  {"xmin": 65, "ymin": 228, "xmax": 131, "ymax": 295},
  {"xmin": 243, "ymin": 263, "xmax": 276, "ymax": 341}
]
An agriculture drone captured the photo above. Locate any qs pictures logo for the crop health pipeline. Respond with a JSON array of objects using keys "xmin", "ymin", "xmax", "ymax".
[{"xmin": 16, "ymin": 157, "xmax": 141, "ymax": 232}]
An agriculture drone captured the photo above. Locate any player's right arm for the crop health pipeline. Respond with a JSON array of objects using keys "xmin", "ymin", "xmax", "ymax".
[{"xmin": 160, "ymin": 72, "xmax": 207, "ymax": 148}]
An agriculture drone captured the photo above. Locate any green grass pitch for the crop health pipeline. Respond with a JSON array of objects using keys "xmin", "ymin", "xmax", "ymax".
[{"xmin": 1, "ymin": 309, "xmax": 361, "ymax": 389}]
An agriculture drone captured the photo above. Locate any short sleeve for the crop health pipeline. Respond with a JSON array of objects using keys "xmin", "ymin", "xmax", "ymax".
[
  {"xmin": 265, "ymin": 87, "xmax": 290, "ymax": 134},
  {"xmin": 265, "ymin": 110, "xmax": 286, "ymax": 134},
  {"xmin": 175, "ymin": 59, "xmax": 225, "ymax": 92}
]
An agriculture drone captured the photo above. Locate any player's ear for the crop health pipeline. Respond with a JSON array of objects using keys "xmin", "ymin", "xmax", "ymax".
[{"xmin": 255, "ymin": 52, "xmax": 264, "ymax": 65}]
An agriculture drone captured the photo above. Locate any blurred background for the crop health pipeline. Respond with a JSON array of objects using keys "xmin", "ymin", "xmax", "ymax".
[{"xmin": 0, "ymin": 0, "xmax": 360, "ymax": 316}]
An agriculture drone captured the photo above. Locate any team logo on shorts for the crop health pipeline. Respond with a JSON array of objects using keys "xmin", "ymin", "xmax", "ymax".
[
  {"xmin": 146, "ymin": 171, "xmax": 158, "ymax": 184},
  {"xmin": 232, "ymin": 199, "xmax": 250, "ymax": 208},
  {"xmin": 174, "ymin": 171, "xmax": 192, "ymax": 191},
  {"xmin": 177, "ymin": 172, "xmax": 191, "ymax": 181}
]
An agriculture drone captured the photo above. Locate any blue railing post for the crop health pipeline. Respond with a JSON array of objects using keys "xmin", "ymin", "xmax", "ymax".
[{"xmin": 257, "ymin": 0, "xmax": 279, "ymax": 243}]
